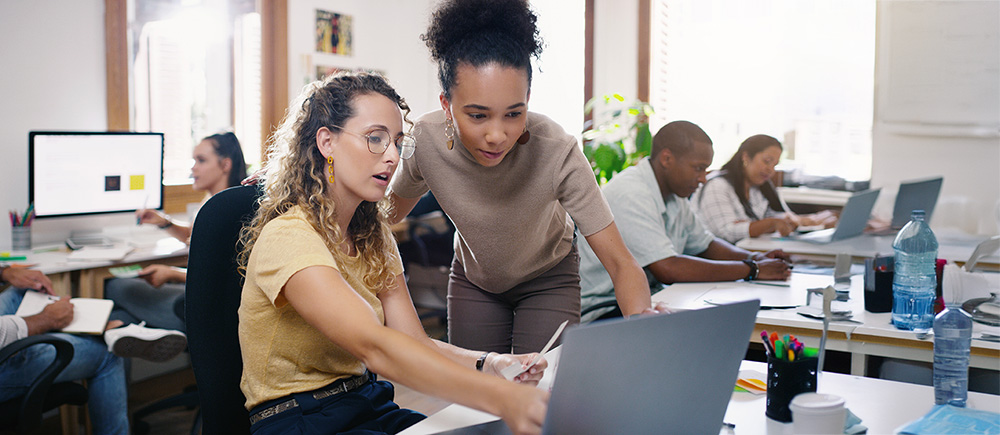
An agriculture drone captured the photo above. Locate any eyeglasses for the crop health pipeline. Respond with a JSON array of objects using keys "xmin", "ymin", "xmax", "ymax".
[{"xmin": 330, "ymin": 125, "xmax": 415, "ymax": 159}]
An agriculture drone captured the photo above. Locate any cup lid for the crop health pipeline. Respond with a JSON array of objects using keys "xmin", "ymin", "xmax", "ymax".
[{"xmin": 789, "ymin": 393, "xmax": 845, "ymax": 411}]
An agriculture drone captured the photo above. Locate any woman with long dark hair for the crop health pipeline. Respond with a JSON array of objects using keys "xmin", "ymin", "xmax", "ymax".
[{"xmin": 695, "ymin": 134, "xmax": 836, "ymax": 243}]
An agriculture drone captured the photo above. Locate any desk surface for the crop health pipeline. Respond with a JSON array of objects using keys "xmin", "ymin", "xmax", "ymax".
[
  {"xmin": 738, "ymin": 230, "xmax": 1000, "ymax": 266},
  {"xmin": 399, "ymin": 349, "xmax": 1000, "ymax": 435},
  {"xmin": 2, "ymin": 227, "xmax": 188, "ymax": 297},
  {"xmin": 651, "ymin": 273, "xmax": 1000, "ymax": 374}
]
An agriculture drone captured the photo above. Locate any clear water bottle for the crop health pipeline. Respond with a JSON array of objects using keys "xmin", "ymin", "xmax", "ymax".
[
  {"xmin": 891, "ymin": 210, "xmax": 938, "ymax": 330},
  {"xmin": 933, "ymin": 304, "xmax": 972, "ymax": 406}
]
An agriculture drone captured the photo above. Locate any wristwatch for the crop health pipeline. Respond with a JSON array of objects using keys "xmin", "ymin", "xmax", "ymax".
[
  {"xmin": 742, "ymin": 259, "xmax": 759, "ymax": 281},
  {"xmin": 158, "ymin": 216, "xmax": 174, "ymax": 229},
  {"xmin": 476, "ymin": 352, "xmax": 490, "ymax": 371}
]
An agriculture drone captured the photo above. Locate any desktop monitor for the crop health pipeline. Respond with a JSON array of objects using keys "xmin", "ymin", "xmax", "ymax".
[{"xmin": 29, "ymin": 131, "xmax": 164, "ymax": 219}]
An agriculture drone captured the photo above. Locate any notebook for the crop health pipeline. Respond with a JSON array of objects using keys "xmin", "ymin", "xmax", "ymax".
[
  {"xmin": 890, "ymin": 176, "xmax": 943, "ymax": 229},
  {"xmin": 14, "ymin": 290, "xmax": 114, "ymax": 335},
  {"xmin": 436, "ymin": 299, "xmax": 761, "ymax": 434},
  {"xmin": 790, "ymin": 188, "xmax": 881, "ymax": 244}
]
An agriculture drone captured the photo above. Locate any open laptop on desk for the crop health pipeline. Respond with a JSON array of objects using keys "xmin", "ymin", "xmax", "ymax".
[
  {"xmin": 435, "ymin": 300, "xmax": 760, "ymax": 434},
  {"xmin": 789, "ymin": 189, "xmax": 881, "ymax": 244},
  {"xmin": 869, "ymin": 177, "xmax": 944, "ymax": 236}
]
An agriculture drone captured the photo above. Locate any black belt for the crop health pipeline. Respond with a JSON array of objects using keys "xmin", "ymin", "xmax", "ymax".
[{"xmin": 249, "ymin": 372, "xmax": 371, "ymax": 425}]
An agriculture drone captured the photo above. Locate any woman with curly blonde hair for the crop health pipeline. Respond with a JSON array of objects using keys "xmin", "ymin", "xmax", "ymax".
[{"xmin": 237, "ymin": 71, "xmax": 548, "ymax": 435}]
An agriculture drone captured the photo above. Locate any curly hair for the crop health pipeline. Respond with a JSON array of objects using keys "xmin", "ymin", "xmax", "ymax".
[
  {"xmin": 422, "ymin": 0, "xmax": 544, "ymax": 99},
  {"xmin": 238, "ymin": 71, "xmax": 413, "ymax": 291}
]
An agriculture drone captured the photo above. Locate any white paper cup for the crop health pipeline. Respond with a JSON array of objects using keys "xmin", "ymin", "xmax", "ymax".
[{"xmin": 789, "ymin": 393, "xmax": 846, "ymax": 434}]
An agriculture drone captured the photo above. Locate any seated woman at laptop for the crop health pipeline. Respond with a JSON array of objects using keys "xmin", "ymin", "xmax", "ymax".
[
  {"xmin": 237, "ymin": 72, "xmax": 547, "ymax": 434},
  {"xmin": 694, "ymin": 134, "xmax": 837, "ymax": 244}
]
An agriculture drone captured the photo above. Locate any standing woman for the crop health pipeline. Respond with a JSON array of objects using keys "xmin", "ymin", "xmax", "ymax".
[
  {"xmin": 238, "ymin": 72, "xmax": 547, "ymax": 435},
  {"xmin": 694, "ymin": 134, "xmax": 836, "ymax": 244},
  {"xmin": 389, "ymin": 0, "xmax": 657, "ymax": 354}
]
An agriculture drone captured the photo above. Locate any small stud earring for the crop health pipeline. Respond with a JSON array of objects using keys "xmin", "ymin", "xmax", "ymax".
[{"xmin": 444, "ymin": 118, "xmax": 455, "ymax": 150}]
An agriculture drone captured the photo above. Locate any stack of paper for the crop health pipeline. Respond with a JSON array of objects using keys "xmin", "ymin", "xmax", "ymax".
[{"xmin": 66, "ymin": 245, "xmax": 134, "ymax": 262}]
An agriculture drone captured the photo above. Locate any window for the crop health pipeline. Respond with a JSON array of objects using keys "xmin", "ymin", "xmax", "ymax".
[
  {"xmin": 649, "ymin": 0, "xmax": 875, "ymax": 181},
  {"xmin": 130, "ymin": 0, "xmax": 261, "ymax": 183}
]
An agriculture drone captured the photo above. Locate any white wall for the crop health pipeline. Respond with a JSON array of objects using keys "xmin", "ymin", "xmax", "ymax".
[
  {"xmin": 0, "ymin": 0, "xmax": 108, "ymax": 250},
  {"xmin": 286, "ymin": 0, "xmax": 584, "ymax": 135},
  {"xmin": 593, "ymin": 0, "xmax": 639, "ymax": 103},
  {"xmin": 286, "ymin": 0, "xmax": 440, "ymax": 117}
]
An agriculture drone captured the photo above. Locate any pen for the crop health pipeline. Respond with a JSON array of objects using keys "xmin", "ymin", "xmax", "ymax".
[
  {"xmin": 749, "ymin": 281, "xmax": 791, "ymax": 288},
  {"xmin": 138, "ymin": 195, "xmax": 149, "ymax": 225}
]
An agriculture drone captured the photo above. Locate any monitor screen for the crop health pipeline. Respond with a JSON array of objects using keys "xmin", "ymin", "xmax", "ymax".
[{"xmin": 29, "ymin": 131, "xmax": 164, "ymax": 218}]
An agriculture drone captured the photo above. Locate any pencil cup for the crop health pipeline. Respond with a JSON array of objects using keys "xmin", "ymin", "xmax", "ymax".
[
  {"xmin": 766, "ymin": 356, "xmax": 818, "ymax": 423},
  {"xmin": 11, "ymin": 226, "xmax": 30, "ymax": 251}
]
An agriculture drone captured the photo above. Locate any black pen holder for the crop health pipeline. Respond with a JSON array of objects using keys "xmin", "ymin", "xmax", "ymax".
[
  {"xmin": 766, "ymin": 356, "xmax": 818, "ymax": 423},
  {"xmin": 864, "ymin": 257, "xmax": 894, "ymax": 313}
]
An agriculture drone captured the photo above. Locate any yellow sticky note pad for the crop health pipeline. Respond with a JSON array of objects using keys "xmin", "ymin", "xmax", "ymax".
[{"xmin": 130, "ymin": 175, "xmax": 145, "ymax": 190}]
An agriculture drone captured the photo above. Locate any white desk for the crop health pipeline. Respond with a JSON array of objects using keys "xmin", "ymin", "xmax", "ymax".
[
  {"xmin": 737, "ymin": 231, "xmax": 1000, "ymax": 267},
  {"xmin": 2, "ymin": 228, "xmax": 187, "ymax": 298},
  {"xmin": 399, "ymin": 349, "xmax": 1000, "ymax": 435},
  {"xmin": 650, "ymin": 273, "xmax": 1000, "ymax": 376}
]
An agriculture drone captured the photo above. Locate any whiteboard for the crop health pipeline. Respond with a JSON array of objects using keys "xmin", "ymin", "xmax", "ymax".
[{"xmin": 876, "ymin": 0, "xmax": 1000, "ymax": 130}]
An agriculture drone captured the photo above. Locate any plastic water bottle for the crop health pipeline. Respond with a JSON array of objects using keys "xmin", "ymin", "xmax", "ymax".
[
  {"xmin": 891, "ymin": 210, "xmax": 938, "ymax": 330},
  {"xmin": 933, "ymin": 304, "xmax": 972, "ymax": 406}
]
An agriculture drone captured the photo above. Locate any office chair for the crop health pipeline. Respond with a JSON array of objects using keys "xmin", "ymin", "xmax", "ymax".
[
  {"xmin": 397, "ymin": 193, "xmax": 454, "ymax": 326},
  {"xmin": 0, "ymin": 334, "xmax": 89, "ymax": 433},
  {"xmin": 185, "ymin": 184, "xmax": 261, "ymax": 434}
]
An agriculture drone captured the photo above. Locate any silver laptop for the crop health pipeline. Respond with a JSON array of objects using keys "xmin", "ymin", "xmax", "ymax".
[
  {"xmin": 436, "ymin": 300, "xmax": 760, "ymax": 434},
  {"xmin": 791, "ymin": 188, "xmax": 881, "ymax": 244},
  {"xmin": 890, "ymin": 177, "xmax": 943, "ymax": 229}
]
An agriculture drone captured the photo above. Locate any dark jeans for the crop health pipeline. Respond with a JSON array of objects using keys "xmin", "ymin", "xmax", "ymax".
[{"xmin": 248, "ymin": 378, "xmax": 424, "ymax": 435}]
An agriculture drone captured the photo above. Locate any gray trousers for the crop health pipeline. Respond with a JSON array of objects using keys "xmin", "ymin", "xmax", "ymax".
[
  {"xmin": 446, "ymin": 245, "xmax": 581, "ymax": 354},
  {"xmin": 104, "ymin": 278, "xmax": 186, "ymax": 333}
]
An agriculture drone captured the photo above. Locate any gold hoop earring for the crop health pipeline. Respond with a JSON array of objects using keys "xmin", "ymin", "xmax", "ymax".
[{"xmin": 444, "ymin": 118, "xmax": 455, "ymax": 150}]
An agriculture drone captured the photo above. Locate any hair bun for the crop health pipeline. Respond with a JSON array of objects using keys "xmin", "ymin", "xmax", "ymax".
[{"xmin": 423, "ymin": 0, "xmax": 542, "ymax": 62}]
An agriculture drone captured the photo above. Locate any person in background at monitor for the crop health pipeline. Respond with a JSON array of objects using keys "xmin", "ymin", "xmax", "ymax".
[
  {"xmin": 102, "ymin": 132, "xmax": 248, "ymax": 361},
  {"xmin": 578, "ymin": 122, "xmax": 792, "ymax": 322},
  {"xmin": 693, "ymin": 134, "xmax": 837, "ymax": 244}
]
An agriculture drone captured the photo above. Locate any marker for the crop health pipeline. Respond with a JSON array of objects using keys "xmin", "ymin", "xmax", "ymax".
[
  {"xmin": 775, "ymin": 340, "xmax": 785, "ymax": 361},
  {"xmin": 788, "ymin": 349, "xmax": 795, "ymax": 362},
  {"xmin": 769, "ymin": 332, "xmax": 779, "ymax": 352},
  {"xmin": 760, "ymin": 331, "xmax": 774, "ymax": 356}
]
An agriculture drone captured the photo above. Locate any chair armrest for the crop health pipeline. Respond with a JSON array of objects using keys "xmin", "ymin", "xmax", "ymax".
[{"xmin": 0, "ymin": 333, "xmax": 76, "ymax": 431}]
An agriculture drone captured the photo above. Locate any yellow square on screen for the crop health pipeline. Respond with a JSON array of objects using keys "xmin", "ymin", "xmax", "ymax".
[{"xmin": 130, "ymin": 175, "xmax": 145, "ymax": 190}]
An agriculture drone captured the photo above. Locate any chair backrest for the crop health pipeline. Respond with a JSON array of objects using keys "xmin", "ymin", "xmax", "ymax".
[{"xmin": 186, "ymin": 185, "xmax": 262, "ymax": 434}]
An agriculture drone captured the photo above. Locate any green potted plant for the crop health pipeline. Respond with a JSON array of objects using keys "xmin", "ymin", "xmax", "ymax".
[{"xmin": 582, "ymin": 94, "xmax": 654, "ymax": 185}]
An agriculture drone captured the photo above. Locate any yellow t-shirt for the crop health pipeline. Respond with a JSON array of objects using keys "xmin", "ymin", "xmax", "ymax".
[{"xmin": 238, "ymin": 206, "xmax": 403, "ymax": 409}]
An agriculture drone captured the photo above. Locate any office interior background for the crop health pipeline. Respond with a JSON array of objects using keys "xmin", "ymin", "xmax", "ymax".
[{"xmin": 1, "ymin": 0, "xmax": 998, "ymax": 251}]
